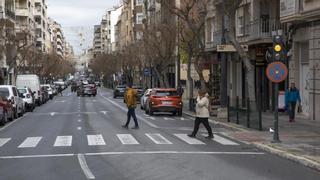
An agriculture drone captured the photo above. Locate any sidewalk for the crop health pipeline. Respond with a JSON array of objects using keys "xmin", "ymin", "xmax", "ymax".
[{"xmin": 182, "ymin": 101, "xmax": 320, "ymax": 171}]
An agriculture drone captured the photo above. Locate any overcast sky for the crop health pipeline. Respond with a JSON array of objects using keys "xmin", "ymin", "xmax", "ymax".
[{"xmin": 47, "ymin": 0, "xmax": 121, "ymax": 55}]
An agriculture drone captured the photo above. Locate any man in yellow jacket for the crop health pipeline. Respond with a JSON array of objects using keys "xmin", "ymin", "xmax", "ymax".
[{"xmin": 122, "ymin": 84, "xmax": 139, "ymax": 129}]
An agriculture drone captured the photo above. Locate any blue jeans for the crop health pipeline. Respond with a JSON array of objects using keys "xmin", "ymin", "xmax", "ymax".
[
  {"xmin": 288, "ymin": 102, "xmax": 297, "ymax": 120},
  {"xmin": 125, "ymin": 108, "xmax": 138, "ymax": 127}
]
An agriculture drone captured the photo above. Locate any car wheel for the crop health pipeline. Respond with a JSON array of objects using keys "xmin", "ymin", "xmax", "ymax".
[
  {"xmin": 0, "ymin": 111, "xmax": 5, "ymax": 126},
  {"xmin": 13, "ymin": 108, "xmax": 18, "ymax": 119}
]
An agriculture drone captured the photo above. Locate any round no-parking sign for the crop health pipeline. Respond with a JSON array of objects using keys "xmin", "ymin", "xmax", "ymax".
[{"xmin": 266, "ymin": 62, "xmax": 288, "ymax": 83}]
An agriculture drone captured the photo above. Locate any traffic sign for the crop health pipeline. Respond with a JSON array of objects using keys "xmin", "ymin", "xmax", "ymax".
[
  {"xmin": 266, "ymin": 62, "xmax": 288, "ymax": 83},
  {"xmin": 144, "ymin": 68, "xmax": 151, "ymax": 76}
]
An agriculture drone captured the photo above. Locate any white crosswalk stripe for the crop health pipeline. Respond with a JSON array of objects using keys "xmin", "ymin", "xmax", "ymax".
[
  {"xmin": 146, "ymin": 134, "xmax": 172, "ymax": 144},
  {"xmin": 0, "ymin": 138, "xmax": 11, "ymax": 147},
  {"xmin": 18, "ymin": 137, "xmax": 42, "ymax": 148},
  {"xmin": 202, "ymin": 134, "xmax": 239, "ymax": 145},
  {"xmin": 87, "ymin": 135, "xmax": 106, "ymax": 146},
  {"xmin": 54, "ymin": 136, "xmax": 73, "ymax": 147},
  {"xmin": 174, "ymin": 134, "xmax": 205, "ymax": 145},
  {"xmin": 117, "ymin": 134, "xmax": 139, "ymax": 145}
]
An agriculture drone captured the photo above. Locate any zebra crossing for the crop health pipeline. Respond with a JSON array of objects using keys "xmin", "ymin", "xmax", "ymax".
[{"xmin": 0, "ymin": 133, "xmax": 239, "ymax": 149}]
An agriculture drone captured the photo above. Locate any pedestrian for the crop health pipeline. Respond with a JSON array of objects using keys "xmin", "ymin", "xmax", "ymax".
[
  {"xmin": 122, "ymin": 83, "xmax": 139, "ymax": 129},
  {"xmin": 285, "ymin": 82, "xmax": 301, "ymax": 122},
  {"xmin": 177, "ymin": 84, "xmax": 184, "ymax": 97},
  {"xmin": 188, "ymin": 89, "xmax": 214, "ymax": 139},
  {"xmin": 58, "ymin": 85, "xmax": 63, "ymax": 96}
]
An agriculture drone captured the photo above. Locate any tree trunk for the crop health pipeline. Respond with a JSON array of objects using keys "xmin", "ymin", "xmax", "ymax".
[
  {"xmin": 153, "ymin": 67, "xmax": 164, "ymax": 88},
  {"xmin": 187, "ymin": 55, "xmax": 193, "ymax": 99},
  {"xmin": 194, "ymin": 59, "xmax": 206, "ymax": 90}
]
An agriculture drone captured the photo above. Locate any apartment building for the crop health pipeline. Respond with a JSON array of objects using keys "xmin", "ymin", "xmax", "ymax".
[
  {"xmin": 0, "ymin": 0, "xmax": 16, "ymax": 84},
  {"xmin": 15, "ymin": 0, "xmax": 35, "ymax": 46},
  {"xmin": 34, "ymin": 0, "xmax": 50, "ymax": 52},
  {"xmin": 280, "ymin": 0, "xmax": 320, "ymax": 120},
  {"xmin": 48, "ymin": 18, "xmax": 65, "ymax": 58},
  {"xmin": 93, "ymin": 25, "xmax": 102, "ymax": 57}
]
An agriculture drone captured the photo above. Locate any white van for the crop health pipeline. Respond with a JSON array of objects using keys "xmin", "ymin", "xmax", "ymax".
[{"xmin": 16, "ymin": 75, "xmax": 42, "ymax": 106}]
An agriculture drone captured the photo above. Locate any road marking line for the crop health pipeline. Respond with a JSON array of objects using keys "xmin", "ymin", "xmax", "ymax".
[
  {"xmin": 180, "ymin": 117, "xmax": 185, "ymax": 121},
  {"xmin": 117, "ymin": 134, "xmax": 139, "ymax": 145},
  {"xmin": 202, "ymin": 134, "xmax": 239, "ymax": 145},
  {"xmin": 0, "ymin": 151, "xmax": 265, "ymax": 159},
  {"xmin": 164, "ymin": 117, "xmax": 175, "ymax": 121},
  {"xmin": 146, "ymin": 134, "xmax": 172, "ymax": 144},
  {"xmin": 54, "ymin": 136, "xmax": 72, "ymax": 147},
  {"xmin": 102, "ymin": 96, "xmax": 158, "ymax": 128},
  {"xmin": 86, "ymin": 151, "xmax": 265, "ymax": 156},
  {"xmin": 174, "ymin": 134, "xmax": 205, "ymax": 145},
  {"xmin": 0, "ymin": 138, "xmax": 11, "ymax": 147},
  {"xmin": 77, "ymin": 127, "xmax": 82, "ymax": 130},
  {"xmin": 87, "ymin": 135, "xmax": 106, "ymax": 146},
  {"xmin": 18, "ymin": 137, "xmax": 42, "ymax": 148},
  {"xmin": 77, "ymin": 154, "xmax": 95, "ymax": 179},
  {"xmin": 78, "ymin": 119, "xmax": 82, "ymax": 122}
]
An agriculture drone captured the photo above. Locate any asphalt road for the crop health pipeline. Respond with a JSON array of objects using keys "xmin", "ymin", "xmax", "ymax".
[{"xmin": 0, "ymin": 87, "xmax": 319, "ymax": 180}]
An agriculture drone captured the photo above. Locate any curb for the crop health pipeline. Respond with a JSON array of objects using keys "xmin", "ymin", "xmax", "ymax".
[
  {"xmin": 253, "ymin": 143, "xmax": 320, "ymax": 172},
  {"xmin": 183, "ymin": 110, "xmax": 320, "ymax": 172}
]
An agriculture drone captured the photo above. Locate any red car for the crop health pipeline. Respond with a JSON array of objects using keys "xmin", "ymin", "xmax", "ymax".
[
  {"xmin": 145, "ymin": 88, "xmax": 183, "ymax": 116},
  {"xmin": 0, "ymin": 97, "xmax": 14, "ymax": 125}
]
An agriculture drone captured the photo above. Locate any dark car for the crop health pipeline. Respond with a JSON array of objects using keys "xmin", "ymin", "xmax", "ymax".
[
  {"xmin": 95, "ymin": 81, "xmax": 101, "ymax": 87},
  {"xmin": 113, "ymin": 85, "xmax": 126, "ymax": 98},
  {"xmin": 77, "ymin": 84, "xmax": 97, "ymax": 97}
]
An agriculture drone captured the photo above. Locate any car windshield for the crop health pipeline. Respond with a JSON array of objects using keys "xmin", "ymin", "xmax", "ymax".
[
  {"xmin": 155, "ymin": 90, "xmax": 179, "ymax": 97},
  {"xmin": 0, "ymin": 88, "xmax": 9, "ymax": 97},
  {"xmin": 18, "ymin": 89, "xmax": 27, "ymax": 94},
  {"xmin": 117, "ymin": 86, "xmax": 126, "ymax": 89}
]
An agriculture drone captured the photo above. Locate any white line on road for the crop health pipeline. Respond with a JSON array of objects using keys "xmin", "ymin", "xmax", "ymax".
[
  {"xmin": 174, "ymin": 134, "xmax": 205, "ymax": 145},
  {"xmin": 78, "ymin": 119, "xmax": 82, "ymax": 122},
  {"xmin": 77, "ymin": 154, "xmax": 96, "ymax": 179},
  {"xmin": 54, "ymin": 136, "xmax": 72, "ymax": 147},
  {"xmin": 87, "ymin": 135, "xmax": 106, "ymax": 146},
  {"xmin": 77, "ymin": 127, "xmax": 82, "ymax": 130},
  {"xmin": 0, "ymin": 151, "xmax": 265, "ymax": 159},
  {"xmin": 146, "ymin": 134, "xmax": 172, "ymax": 144},
  {"xmin": 0, "ymin": 138, "xmax": 11, "ymax": 147},
  {"xmin": 202, "ymin": 134, "xmax": 239, "ymax": 145},
  {"xmin": 117, "ymin": 134, "xmax": 139, "ymax": 145},
  {"xmin": 164, "ymin": 117, "xmax": 175, "ymax": 121},
  {"xmin": 18, "ymin": 137, "xmax": 42, "ymax": 148}
]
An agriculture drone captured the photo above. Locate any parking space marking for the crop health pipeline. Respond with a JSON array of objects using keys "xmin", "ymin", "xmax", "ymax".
[
  {"xmin": 18, "ymin": 137, "xmax": 42, "ymax": 148},
  {"xmin": 78, "ymin": 154, "xmax": 96, "ymax": 179}
]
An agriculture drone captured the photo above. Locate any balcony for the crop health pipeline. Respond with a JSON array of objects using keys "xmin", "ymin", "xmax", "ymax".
[
  {"xmin": 236, "ymin": 19, "xmax": 287, "ymax": 45},
  {"xmin": 205, "ymin": 31, "xmax": 222, "ymax": 52}
]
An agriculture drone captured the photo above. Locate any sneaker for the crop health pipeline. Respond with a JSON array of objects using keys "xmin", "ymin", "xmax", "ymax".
[
  {"xmin": 122, "ymin": 125, "xmax": 128, "ymax": 129},
  {"xmin": 187, "ymin": 134, "xmax": 196, "ymax": 138},
  {"xmin": 131, "ymin": 126, "xmax": 139, "ymax": 130}
]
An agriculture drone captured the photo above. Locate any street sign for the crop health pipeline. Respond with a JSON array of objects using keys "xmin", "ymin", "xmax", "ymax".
[
  {"xmin": 144, "ymin": 68, "xmax": 150, "ymax": 76},
  {"xmin": 217, "ymin": 45, "xmax": 248, "ymax": 52},
  {"xmin": 266, "ymin": 62, "xmax": 288, "ymax": 83}
]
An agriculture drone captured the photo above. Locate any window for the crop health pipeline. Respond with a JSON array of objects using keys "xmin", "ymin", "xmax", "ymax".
[
  {"xmin": 206, "ymin": 18, "xmax": 215, "ymax": 42},
  {"xmin": 136, "ymin": 13, "xmax": 145, "ymax": 24},
  {"xmin": 136, "ymin": 0, "xmax": 144, "ymax": 5},
  {"xmin": 237, "ymin": 6, "xmax": 245, "ymax": 36},
  {"xmin": 12, "ymin": 87, "xmax": 17, "ymax": 96}
]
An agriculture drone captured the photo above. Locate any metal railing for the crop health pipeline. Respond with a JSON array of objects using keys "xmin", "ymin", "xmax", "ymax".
[
  {"xmin": 237, "ymin": 19, "xmax": 287, "ymax": 42},
  {"xmin": 205, "ymin": 31, "xmax": 222, "ymax": 50}
]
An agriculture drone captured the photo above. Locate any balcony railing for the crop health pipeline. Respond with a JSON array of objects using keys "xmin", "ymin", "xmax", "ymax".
[
  {"xmin": 5, "ymin": 8, "xmax": 15, "ymax": 20},
  {"xmin": 205, "ymin": 31, "xmax": 222, "ymax": 51},
  {"xmin": 237, "ymin": 19, "xmax": 287, "ymax": 43}
]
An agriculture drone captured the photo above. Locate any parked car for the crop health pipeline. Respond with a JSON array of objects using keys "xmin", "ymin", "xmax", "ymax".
[
  {"xmin": 0, "ymin": 97, "xmax": 14, "ymax": 125},
  {"xmin": 124, "ymin": 86, "xmax": 144, "ymax": 103},
  {"xmin": 0, "ymin": 85, "xmax": 25, "ymax": 118},
  {"xmin": 41, "ymin": 84, "xmax": 54, "ymax": 99},
  {"xmin": 95, "ymin": 80, "xmax": 101, "ymax": 87},
  {"xmin": 51, "ymin": 85, "xmax": 58, "ymax": 95},
  {"xmin": 145, "ymin": 88, "xmax": 183, "ymax": 116},
  {"xmin": 140, "ymin": 89, "xmax": 152, "ymax": 110},
  {"xmin": 53, "ymin": 81, "xmax": 66, "ymax": 90},
  {"xmin": 113, "ymin": 85, "xmax": 126, "ymax": 98},
  {"xmin": 17, "ymin": 87, "xmax": 35, "ymax": 112},
  {"xmin": 16, "ymin": 74, "xmax": 42, "ymax": 106}
]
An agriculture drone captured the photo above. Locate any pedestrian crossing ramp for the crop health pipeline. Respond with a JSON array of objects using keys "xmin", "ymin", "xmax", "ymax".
[{"xmin": 0, "ymin": 133, "xmax": 239, "ymax": 149}]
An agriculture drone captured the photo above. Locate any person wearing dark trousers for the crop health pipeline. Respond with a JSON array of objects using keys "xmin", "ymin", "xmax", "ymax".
[
  {"xmin": 188, "ymin": 89, "xmax": 213, "ymax": 139},
  {"xmin": 285, "ymin": 82, "xmax": 301, "ymax": 122},
  {"xmin": 122, "ymin": 84, "xmax": 139, "ymax": 129}
]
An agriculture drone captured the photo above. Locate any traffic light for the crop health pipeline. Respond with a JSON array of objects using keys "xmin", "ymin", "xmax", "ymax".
[{"xmin": 272, "ymin": 35, "xmax": 285, "ymax": 62}]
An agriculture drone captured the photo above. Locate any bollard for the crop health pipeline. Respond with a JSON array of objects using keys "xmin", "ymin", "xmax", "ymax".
[{"xmin": 236, "ymin": 96, "xmax": 239, "ymax": 124}]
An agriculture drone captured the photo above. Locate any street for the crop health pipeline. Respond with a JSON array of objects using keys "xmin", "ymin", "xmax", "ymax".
[{"xmin": 0, "ymin": 87, "xmax": 318, "ymax": 180}]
